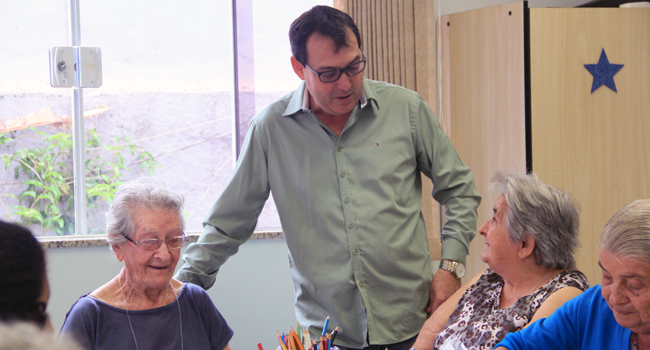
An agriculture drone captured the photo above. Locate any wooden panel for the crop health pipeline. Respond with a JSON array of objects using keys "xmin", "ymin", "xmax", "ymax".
[
  {"xmin": 403, "ymin": 0, "xmax": 416, "ymax": 90},
  {"xmin": 391, "ymin": 0, "xmax": 401, "ymax": 86},
  {"xmin": 441, "ymin": 2, "xmax": 527, "ymax": 281},
  {"xmin": 530, "ymin": 8, "xmax": 650, "ymax": 286},
  {"xmin": 414, "ymin": 0, "xmax": 438, "ymax": 102}
]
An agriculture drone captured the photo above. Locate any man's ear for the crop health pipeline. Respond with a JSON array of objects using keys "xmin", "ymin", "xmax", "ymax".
[
  {"xmin": 291, "ymin": 56, "xmax": 306, "ymax": 80},
  {"xmin": 518, "ymin": 235, "xmax": 536, "ymax": 260}
]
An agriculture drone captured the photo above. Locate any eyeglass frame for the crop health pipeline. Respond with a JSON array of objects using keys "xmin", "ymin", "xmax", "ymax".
[
  {"xmin": 121, "ymin": 231, "xmax": 189, "ymax": 251},
  {"xmin": 303, "ymin": 49, "xmax": 367, "ymax": 83}
]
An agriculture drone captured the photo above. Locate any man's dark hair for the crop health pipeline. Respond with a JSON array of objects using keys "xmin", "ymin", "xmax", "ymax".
[
  {"xmin": 0, "ymin": 221, "xmax": 47, "ymax": 327},
  {"xmin": 289, "ymin": 5, "xmax": 362, "ymax": 65}
]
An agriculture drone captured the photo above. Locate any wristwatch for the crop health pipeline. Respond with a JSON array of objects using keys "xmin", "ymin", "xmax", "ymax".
[{"xmin": 439, "ymin": 259, "xmax": 466, "ymax": 279}]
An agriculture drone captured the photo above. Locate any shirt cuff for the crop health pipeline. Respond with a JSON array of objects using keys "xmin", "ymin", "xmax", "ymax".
[{"xmin": 440, "ymin": 237, "xmax": 469, "ymax": 265}]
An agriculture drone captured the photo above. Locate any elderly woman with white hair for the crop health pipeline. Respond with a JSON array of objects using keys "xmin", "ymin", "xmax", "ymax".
[
  {"xmin": 414, "ymin": 172, "xmax": 590, "ymax": 350},
  {"xmin": 496, "ymin": 199, "xmax": 650, "ymax": 350},
  {"xmin": 61, "ymin": 177, "xmax": 233, "ymax": 350}
]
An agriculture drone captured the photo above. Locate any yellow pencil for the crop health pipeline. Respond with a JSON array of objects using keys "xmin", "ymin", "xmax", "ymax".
[{"xmin": 277, "ymin": 331, "xmax": 288, "ymax": 350}]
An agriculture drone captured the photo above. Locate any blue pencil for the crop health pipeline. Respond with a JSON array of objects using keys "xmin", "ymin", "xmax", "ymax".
[{"xmin": 321, "ymin": 316, "xmax": 330, "ymax": 337}]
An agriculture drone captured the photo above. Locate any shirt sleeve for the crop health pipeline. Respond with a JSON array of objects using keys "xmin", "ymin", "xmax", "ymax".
[
  {"xmin": 59, "ymin": 297, "xmax": 98, "ymax": 350},
  {"xmin": 411, "ymin": 94, "xmax": 481, "ymax": 264},
  {"xmin": 175, "ymin": 118, "xmax": 271, "ymax": 289}
]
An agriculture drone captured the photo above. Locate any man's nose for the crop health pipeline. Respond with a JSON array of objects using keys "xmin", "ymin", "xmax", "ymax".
[{"xmin": 335, "ymin": 72, "xmax": 353, "ymax": 90}]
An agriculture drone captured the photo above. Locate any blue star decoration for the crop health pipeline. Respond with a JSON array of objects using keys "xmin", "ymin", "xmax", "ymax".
[{"xmin": 584, "ymin": 48, "xmax": 624, "ymax": 93}]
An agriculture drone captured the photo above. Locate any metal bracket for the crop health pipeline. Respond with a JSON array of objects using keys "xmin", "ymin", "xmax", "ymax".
[{"xmin": 49, "ymin": 46, "xmax": 103, "ymax": 88}]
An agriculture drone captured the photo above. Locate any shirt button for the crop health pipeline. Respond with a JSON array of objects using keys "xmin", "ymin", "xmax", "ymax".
[
  {"xmin": 353, "ymin": 249, "xmax": 359, "ymax": 255},
  {"xmin": 359, "ymin": 281, "xmax": 365, "ymax": 288},
  {"xmin": 340, "ymin": 172, "xmax": 346, "ymax": 177},
  {"xmin": 348, "ymin": 223, "xmax": 354, "ymax": 228},
  {"xmin": 344, "ymin": 197, "xmax": 350, "ymax": 203}
]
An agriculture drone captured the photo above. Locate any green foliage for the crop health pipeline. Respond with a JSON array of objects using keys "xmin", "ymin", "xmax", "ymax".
[{"xmin": 1, "ymin": 128, "xmax": 158, "ymax": 235}]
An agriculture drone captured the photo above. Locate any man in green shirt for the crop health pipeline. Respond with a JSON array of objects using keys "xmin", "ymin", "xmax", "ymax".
[{"xmin": 176, "ymin": 5, "xmax": 480, "ymax": 349}]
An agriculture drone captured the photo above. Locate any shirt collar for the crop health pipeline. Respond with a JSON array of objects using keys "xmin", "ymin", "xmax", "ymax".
[{"xmin": 283, "ymin": 81, "xmax": 370, "ymax": 117}]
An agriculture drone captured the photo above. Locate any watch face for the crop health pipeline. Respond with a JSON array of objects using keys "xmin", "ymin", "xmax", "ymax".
[{"xmin": 456, "ymin": 263, "xmax": 466, "ymax": 278}]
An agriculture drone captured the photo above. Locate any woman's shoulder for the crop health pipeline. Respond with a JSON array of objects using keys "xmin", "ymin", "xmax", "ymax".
[
  {"xmin": 470, "ymin": 268, "xmax": 503, "ymax": 290},
  {"xmin": 69, "ymin": 294, "xmax": 101, "ymax": 311},
  {"xmin": 179, "ymin": 282, "xmax": 211, "ymax": 302},
  {"xmin": 66, "ymin": 293, "xmax": 120, "ymax": 320},
  {"xmin": 61, "ymin": 294, "xmax": 104, "ymax": 332},
  {"xmin": 553, "ymin": 270, "xmax": 590, "ymax": 292},
  {"xmin": 182, "ymin": 281, "xmax": 207, "ymax": 294},
  {"xmin": 458, "ymin": 269, "xmax": 502, "ymax": 305}
]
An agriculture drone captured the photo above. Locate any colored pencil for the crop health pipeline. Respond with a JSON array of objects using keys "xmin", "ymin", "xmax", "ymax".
[
  {"xmin": 322, "ymin": 316, "xmax": 330, "ymax": 337},
  {"xmin": 303, "ymin": 329, "xmax": 312, "ymax": 349},
  {"xmin": 330, "ymin": 326, "xmax": 339, "ymax": 344},
  {"xmin": 291, "ymin": 330, "xmax": 305, "ymax": 350},
  {"xmin": 278, "ymin": 331, "xmax": 288, "ymax": 350}
]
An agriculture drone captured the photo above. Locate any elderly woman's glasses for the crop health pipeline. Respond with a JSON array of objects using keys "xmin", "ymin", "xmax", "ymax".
[
  {"xmin": 122, "ymin": 233, "xmax": 189, "ymax": 251},
  {"xmin": 304, "ymin": 50, "xmax": 367, "ymax": 83}
]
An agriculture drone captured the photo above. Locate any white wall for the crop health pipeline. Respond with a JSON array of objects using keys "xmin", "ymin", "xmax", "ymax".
[{"xmin": 47, "ymin": 238, "xmax": 296, "ymax": 350}]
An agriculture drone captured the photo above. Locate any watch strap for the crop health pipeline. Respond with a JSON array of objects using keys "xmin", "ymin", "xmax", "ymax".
[{"xmin": 439, "ymin": 259, "xmax": 459, "ymax": 277}]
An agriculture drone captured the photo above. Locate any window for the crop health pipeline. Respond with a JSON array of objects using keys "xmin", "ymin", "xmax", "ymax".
[
  {"xmin": 1, "ymin": 0, "xmax": 331, "ymax": 236},
  {"xmin": 0, "ymin": 1, "xmax": 71, "ymax": 236}
]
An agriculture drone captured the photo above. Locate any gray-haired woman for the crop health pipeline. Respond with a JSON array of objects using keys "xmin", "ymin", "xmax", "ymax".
[
  {"xmin": 414, "ymin": 171, "xmax": 590, "ymax": 350},
  {"xmin": 496, "ymin": 199, "xmax": 650, "ymax": 350},
  {"xmin": 61, "ymin": 177, "xmax": 233, "ymax": 350}
]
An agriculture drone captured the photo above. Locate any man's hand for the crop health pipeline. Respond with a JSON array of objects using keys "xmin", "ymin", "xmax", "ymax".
[{"xmin": 426, "ymin": 268, "xmax": 461, "ymax": 314}]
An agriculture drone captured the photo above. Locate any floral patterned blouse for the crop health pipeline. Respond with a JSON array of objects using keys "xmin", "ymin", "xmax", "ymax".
[{"xmin": 433, "ymin": 268, "xmax": 590, "ymax": 350}]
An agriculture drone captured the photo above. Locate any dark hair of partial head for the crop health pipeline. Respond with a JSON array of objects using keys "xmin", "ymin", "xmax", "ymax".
[
  {"xmin": 0, "ymin": 221, "xmax": 47, "ymax": 327},
  {"xmin": 289, "ymin": 5, "xmax": 362, "ymax": 66}
]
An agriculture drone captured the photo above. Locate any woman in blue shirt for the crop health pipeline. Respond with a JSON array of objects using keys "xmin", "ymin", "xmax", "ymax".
[{"xmin": 496, "ymin": 199, "xmax": 650, "ymax": 350}]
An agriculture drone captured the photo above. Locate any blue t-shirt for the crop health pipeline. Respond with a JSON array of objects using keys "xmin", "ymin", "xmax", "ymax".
[
  {"xmin": 61, "ymin": 283, "xmax": 233, "ymax": 350},
  {"xmin": 496, "ymin": 285, "xmax": 631, "ymax": 350}
]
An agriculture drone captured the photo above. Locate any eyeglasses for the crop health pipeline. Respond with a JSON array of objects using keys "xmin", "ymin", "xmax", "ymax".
[
  {"xmin": 122, "ymin": 232, "xmax": 189, "ymax": 251},
  {"xmin": 304, "ymin": 50, "xmax": 367, "ymax": 83}
]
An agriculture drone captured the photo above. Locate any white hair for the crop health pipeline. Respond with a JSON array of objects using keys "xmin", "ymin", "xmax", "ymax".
[
  {"xmin": 600, "ymin": 199, "xmax": 650, "ymax": 262},
  {"xmin": 106, "ymin": 177, "xmax": 184, "ymax": 249},
  {"xmin": 491, "ymin": 171, "xmax": 580, "ymax": 270}
]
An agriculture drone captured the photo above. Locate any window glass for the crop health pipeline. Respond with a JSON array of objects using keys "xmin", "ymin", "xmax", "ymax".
[
  {"xmin": 79, "ymin": 0, "xmax": 234, "ymax": 234},
  {"xmin": 1, "ymin": 0, "xmax": 334, "ymax": 236},
  {"xmin": 0, "ymin": 1, "xmax": 73, "ymax": 236}
]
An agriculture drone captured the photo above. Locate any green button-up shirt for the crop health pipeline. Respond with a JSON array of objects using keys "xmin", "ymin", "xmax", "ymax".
[{"xmin": 176, "ymin": 79, "xmax": 480, "ymax": 348}]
